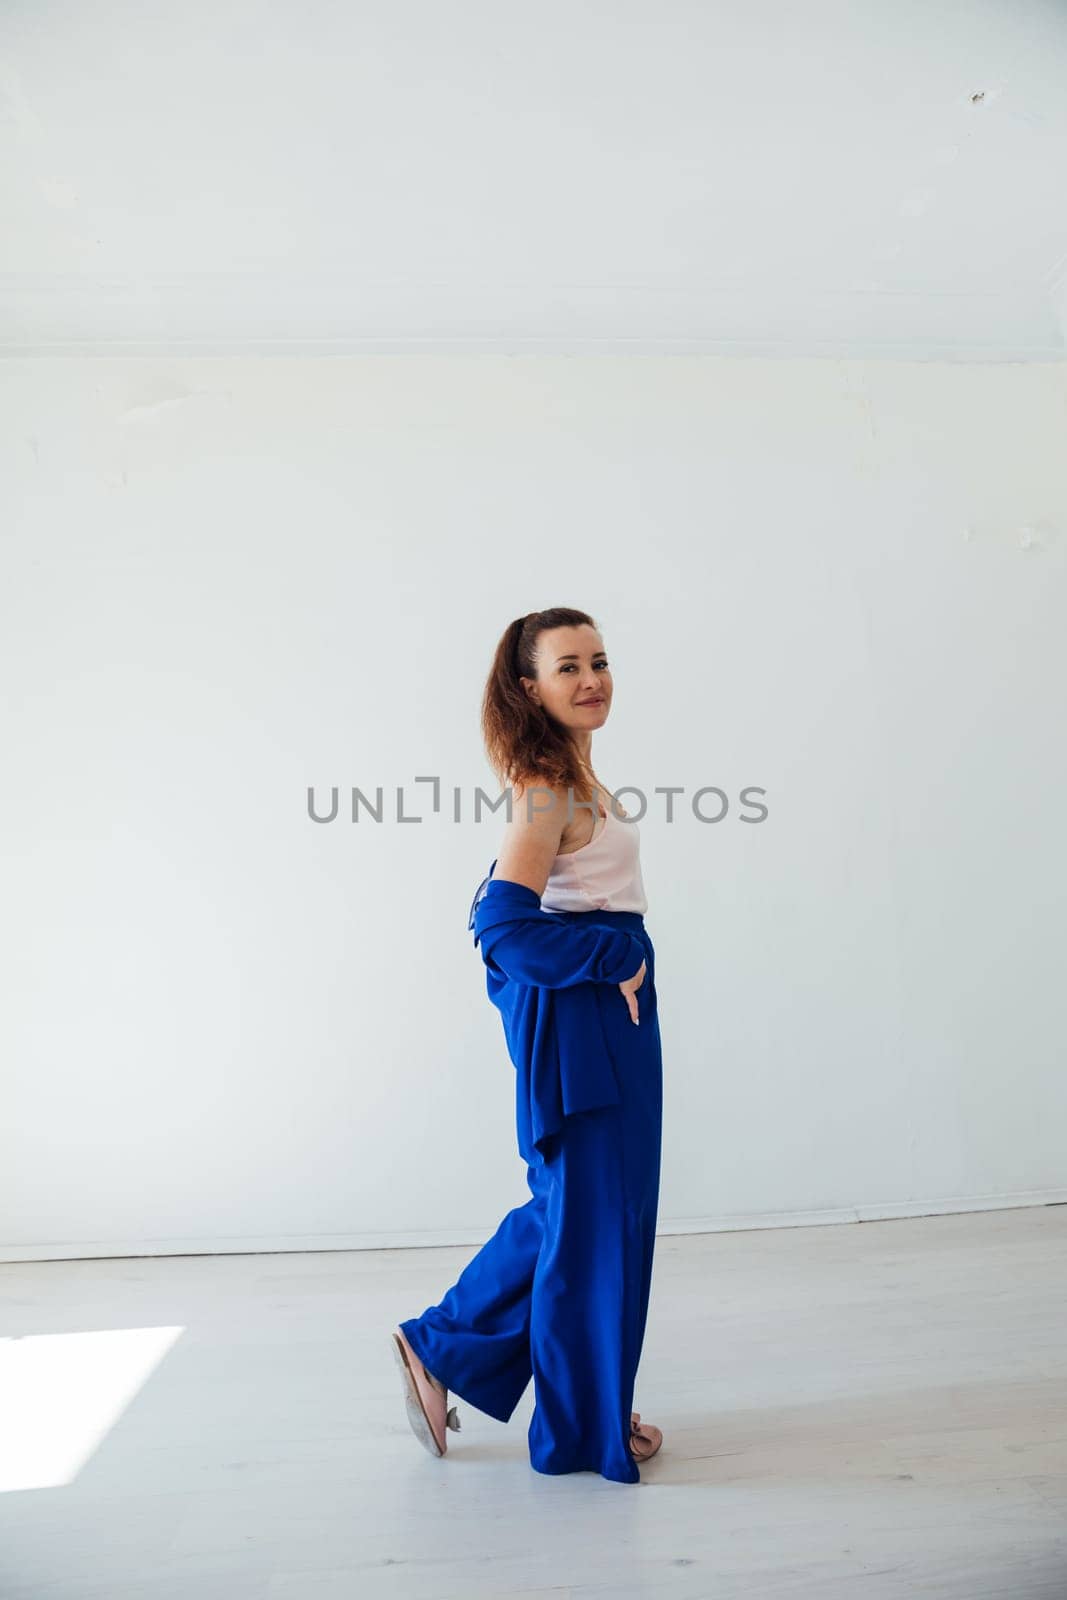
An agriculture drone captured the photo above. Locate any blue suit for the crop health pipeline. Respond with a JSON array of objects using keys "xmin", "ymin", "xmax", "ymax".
[{"xmin": 399, "ymin": 867, "xmax": 663, "ymax": 1484}]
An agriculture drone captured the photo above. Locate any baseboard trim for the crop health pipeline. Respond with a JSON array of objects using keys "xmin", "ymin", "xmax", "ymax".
[{"xmin": 4, "ymin": 1186, "xmax": 1065, "ymax": 1263}]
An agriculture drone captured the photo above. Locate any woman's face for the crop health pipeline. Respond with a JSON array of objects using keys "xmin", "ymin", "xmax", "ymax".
[{"xmin": 521, "ymin": 624, "xmax": 613, "ymax": 732}]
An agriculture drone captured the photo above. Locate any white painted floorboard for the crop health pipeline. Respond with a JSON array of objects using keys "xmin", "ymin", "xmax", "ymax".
[{"xmin": 2, "ymin": 1205, "xmax": 1066, "ymax": 1600}]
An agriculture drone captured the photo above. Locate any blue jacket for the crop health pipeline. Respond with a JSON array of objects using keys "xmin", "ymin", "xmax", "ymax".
[{"xmin": 469, "ymin": 864, "xmax": 651, "ymax": 1164}]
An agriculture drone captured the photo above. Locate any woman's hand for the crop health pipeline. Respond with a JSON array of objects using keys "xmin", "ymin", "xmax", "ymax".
[{"xmin": 618, "ymin": 959, "xmax": 646, "ymax": 1025}]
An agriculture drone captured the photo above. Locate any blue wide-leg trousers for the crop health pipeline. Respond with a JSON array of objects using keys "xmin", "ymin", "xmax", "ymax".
[{"xmin": 399, "ymin": 962, "xmax": 662, "ymax": 1485}]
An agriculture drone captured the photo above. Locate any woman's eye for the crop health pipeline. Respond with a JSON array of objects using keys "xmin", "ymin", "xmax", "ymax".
[{"xmin": 562, "ymin": 660, "xmax": 609, "ymax": 672}]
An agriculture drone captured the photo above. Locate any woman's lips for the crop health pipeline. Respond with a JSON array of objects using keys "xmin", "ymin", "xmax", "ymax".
[{"xmin": 577, "ymin": 697, "xmax": 605, "ymax": 706}]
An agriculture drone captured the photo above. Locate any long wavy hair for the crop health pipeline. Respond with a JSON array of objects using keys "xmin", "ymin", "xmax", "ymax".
[{"xmin": 481, "ymin": 607, "xmax": 602, "ymax": 801}]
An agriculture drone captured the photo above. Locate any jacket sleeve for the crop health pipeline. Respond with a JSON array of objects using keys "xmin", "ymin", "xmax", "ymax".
[{"xmin": 469, "ymin": 871, "xmax": 645, "ymax": 990}]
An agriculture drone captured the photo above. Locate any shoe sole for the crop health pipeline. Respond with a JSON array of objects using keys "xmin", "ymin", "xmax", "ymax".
[{"xmin": 391, "ymin": 1331, "xmax": 445, "ymax": 1457}]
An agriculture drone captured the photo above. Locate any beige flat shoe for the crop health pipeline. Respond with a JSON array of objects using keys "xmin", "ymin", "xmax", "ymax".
[
  {"xmin": 391, "ymin": 1328, "xmax": 461, "ymax": 1457},
  {"xmin": 629, "ymin": 1410, "xmax": 663, "ymax": 1462}
]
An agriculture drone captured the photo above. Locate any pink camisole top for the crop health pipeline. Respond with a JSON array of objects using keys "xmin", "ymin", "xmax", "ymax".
[{"xmin": 540, "ymin": 799, "xmax": 649, "ymax": 915}]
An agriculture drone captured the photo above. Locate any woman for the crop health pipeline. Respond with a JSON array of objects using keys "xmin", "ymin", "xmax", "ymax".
[{"xmin": 392, "ymin": 607, "xmax": 664, "ymax": 1484}]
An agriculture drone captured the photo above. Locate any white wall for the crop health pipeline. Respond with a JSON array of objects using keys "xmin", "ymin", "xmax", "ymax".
[
  {"xmin": 2, "ymin": 354, "xmax": 1065, "ymax": 1261},
  {"xmin": 6, "ymin": 0, "xmax": 1067, "ymax": 361}
]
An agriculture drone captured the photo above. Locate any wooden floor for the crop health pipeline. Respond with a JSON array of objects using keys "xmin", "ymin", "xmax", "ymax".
[{"xmin": 2, "ymin": 1204, "xmax": 1066, "ymax": 1599}]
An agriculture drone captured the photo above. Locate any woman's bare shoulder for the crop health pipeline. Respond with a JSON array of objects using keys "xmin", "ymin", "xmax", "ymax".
[
  {"xmin": 508, "ymin": 779, "xmax": 574, "ymax": 828},
  {"xmin": 494, "ymin": 780, "xmax": 572, "ymax": 893}
]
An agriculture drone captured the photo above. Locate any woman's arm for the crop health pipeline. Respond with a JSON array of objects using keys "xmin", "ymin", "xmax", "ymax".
[
  {"xmin": 470, "ymin": 783, "xmax": 645, "ymax": 988},
  {"xmin": 493, "ymin": 779, "xmax": 581, "ymax": 898}
]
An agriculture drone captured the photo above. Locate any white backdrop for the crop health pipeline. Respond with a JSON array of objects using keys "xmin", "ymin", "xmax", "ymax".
[{"xmin": 2, "ymin": 353, "xmax": 1065, "ymax": 1260}]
